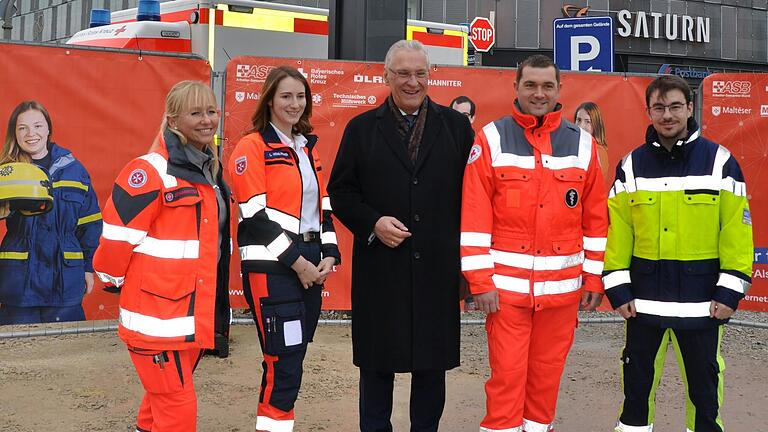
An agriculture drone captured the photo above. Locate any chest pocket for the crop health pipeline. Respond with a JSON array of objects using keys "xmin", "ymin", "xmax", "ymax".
[
  {"xmin": 553, "ymin": 169, "xmax": 585, "ymax": 208},
  {"xmin": 679, "ymin": 192, "xmax": 719, "ymax": 255},
  {"xmin": 162, "ymin": 187, "xmax": 202, "ymax": 207},
  {"xmin": 264, "ymin": 149, "xmax": 295, "ymax": 167},
  {"xmin": 495, "ymin": 169, "xmax": 531, "ymax": 208}
]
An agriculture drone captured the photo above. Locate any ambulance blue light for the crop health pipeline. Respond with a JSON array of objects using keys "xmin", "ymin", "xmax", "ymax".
[
  {"xmin": 137, "ymin": 0, "xmax": 161, "ymax": 22},
  {"xmin": 89, "ymin": 9, "xmax": 111, "ymax": 28}
]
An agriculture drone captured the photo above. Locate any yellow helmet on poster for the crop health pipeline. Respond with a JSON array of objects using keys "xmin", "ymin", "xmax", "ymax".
[{"xmin": 0, "ymin": 162, "xmax": 54, "ymax": 216}]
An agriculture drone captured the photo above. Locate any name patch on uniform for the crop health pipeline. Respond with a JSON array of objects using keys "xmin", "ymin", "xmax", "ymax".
[
  {"xmin": 467, "ymin": 144, "xmax": 482, "ymax": 164},
  {"xmin": 265, "ymin": 150, "xmax": 291, "ymax": 160},
  {"xmin": 164, "ymin": 187, "xmax": 199, "ymax": 203},
  {"xmin": 565, "ymin": 188, "xmax": 579, "ymax": 208},
  {"xmin": 235, "ymin": 156, "xmax": 247, "ymax": 175},
  {"xmin": 743, "ymin": 208, "xmax": 752, "ymax": 226},
  {"xmin": 128, "ymin": 169, "xmax": 147, "ymax": 188}
]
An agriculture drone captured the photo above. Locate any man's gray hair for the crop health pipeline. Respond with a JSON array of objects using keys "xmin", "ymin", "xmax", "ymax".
[{"xmin": 384, "ymin": 40, "xmax": 430, "ymax": 70}]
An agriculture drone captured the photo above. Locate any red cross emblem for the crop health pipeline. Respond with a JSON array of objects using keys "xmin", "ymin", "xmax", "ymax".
[
  {"xmin": 128, "ymin": 169, "xmax": 147, "ymax": 188},
  {"xmin": 114, "ymin": 25, "xmax": 128, "ymax": 36}
]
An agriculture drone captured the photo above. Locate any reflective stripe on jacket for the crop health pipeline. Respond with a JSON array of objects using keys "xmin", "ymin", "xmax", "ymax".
[
  {"xmin": 461, "ymin": 103, "xmax": 608, "ymax": 310},
  {"xmin": 93, "ymin": 130, "xmax": 231, "ymax": 350},
  {"xmin": 0, "ymin": 143, "xmax": 102, "ymax": 307},
  {"xmin": 603, "ymin": 119, "xmax": 753, "ymax": 329},
  {"xmin": 229, "ymin": 124, "xmax": 341, "ymax": 274}
]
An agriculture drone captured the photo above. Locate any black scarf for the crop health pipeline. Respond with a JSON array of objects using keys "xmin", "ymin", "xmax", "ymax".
[{"xmin": 387, "ymin": 96, "xmax": 429, "ymax": 163}]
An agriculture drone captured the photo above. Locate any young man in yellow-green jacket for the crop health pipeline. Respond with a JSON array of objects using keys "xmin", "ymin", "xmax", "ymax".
[{"xmin": 603, "ymin": 75, "xmax": 754, "ymax": 432}]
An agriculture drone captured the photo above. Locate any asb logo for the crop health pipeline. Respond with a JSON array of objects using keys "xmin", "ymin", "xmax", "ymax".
[
  {"xmin": 236, "ymin": 64, "xmax": 275, "ymax": 80},
  {"xmin": 354, "ymin": 74, "xmax": 384, "ymax": 84},
  {"xmin": 712, "ymin": 80, "xmax": 751, "ymax": 97},
  {"xmin": 711, "ymin": 106, "xmax": 721, "ymax": 116},
  {"xmin": 761, "ymin": 105, "xmax": 768, "ymax": 117}
]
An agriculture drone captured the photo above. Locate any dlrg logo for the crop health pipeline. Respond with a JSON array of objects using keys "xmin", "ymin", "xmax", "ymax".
[{"xmin": 712, "ymin": 80, "xmax": 751, "ymax": 95}]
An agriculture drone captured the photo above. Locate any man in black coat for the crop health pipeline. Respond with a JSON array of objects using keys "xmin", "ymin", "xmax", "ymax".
[{"xmin": 328, "ymin": 40, "xmax": 474, "ymax": 432}]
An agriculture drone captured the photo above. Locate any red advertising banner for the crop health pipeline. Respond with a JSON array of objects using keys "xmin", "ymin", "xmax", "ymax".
[
  {"xmin": 223, "ymin": 57, "xmax": 655, "ymax": 310},
  {"xmin": 0, "ymin": 42, "xmax": 211, "ymax": 322},
  {"xmin": 701, "ymin": 74, "xmax": 768, "ymax": 311}
]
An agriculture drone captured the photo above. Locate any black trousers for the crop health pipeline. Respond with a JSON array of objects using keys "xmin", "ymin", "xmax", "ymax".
[
  {"xmin": 359, "ymin": 368, "xmax": 446, "ymax": 432},
  {"xmin": 619, "ymin": 319, "xmax": 725, "ymax": 432}
]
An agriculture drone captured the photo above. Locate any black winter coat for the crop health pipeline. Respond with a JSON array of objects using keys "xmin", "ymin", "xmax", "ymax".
[{"xmin": 328, "ymin": 99, "xmax": 474, "ymax": 372}]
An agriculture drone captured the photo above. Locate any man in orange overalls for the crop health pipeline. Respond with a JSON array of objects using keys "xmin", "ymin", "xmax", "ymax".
[{"xmin": 460, "ymin": 55, "xmax": 608, "ymax": 432}]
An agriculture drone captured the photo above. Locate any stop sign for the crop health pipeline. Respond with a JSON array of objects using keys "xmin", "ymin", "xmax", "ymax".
[{"xmin": 469, "ymin": 17, "xmax": 495, "ymax": 52}]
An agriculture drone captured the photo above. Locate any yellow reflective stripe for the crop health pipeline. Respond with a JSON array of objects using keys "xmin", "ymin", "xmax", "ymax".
[
  {"xmin": 63, "ymin": 251, "xmax": 84, "ymax": 260},
  {"xmin": 53, "ymin": 180, "xmax": 88, "ymax": 191},
  {"xmin": 0, "ymin": 251, "xmax": 28, "ymax": 260},
  {"xmin": 406, "ymin": 25, "xmax": 426, "ymax": 41},
  {"xmin": 77, "ymin": 212, "xmax": 102, "ymax": 225}
]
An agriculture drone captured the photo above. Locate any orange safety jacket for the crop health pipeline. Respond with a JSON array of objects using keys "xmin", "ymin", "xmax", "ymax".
[
  {"xmin": 93, "ymin": 130, "xmax": 230, "ymax": 351},
  {"xmin": 229, "ymin": 124, "xmax": 340, "ymax": 274},
  {"xmin": 461, "ymin": 103, "xmax": 608, "ymax": 310}
]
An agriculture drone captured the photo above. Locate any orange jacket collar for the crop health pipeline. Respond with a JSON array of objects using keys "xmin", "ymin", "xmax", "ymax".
[{"xmin": 511, "ymin": 100, "xmax": 564, "ymax": 132}]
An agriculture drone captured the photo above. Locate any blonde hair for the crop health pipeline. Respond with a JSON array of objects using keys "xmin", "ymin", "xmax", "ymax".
[
  {"xmin": 575, "ymin": 102, "xmax": 607, "ymax": 149},
  {"xmin": 156, "ymin": 80, "xmax": 220, "ymax": 176},
  {"xmin": 2, "ymin": 101, "xmax": 53, "ymax": 164}
]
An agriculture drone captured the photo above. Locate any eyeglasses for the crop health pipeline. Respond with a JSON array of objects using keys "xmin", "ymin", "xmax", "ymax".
[
  {"xmin": 387, "ymin": 68, "xmax": 428, "ymax": 81},
  {"xmin": 648, "ymin": 103, "xmax": 687, "ymax": 117}
]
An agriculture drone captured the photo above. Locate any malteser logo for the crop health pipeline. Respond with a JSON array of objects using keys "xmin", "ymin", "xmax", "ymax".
[
  {"xmin": 236, "ymin": 64, "xmax": 275, "ymax": 80},
  {"xmin": 712, "ymin": 80, "xmax": 751, "ymax": 97},
  {"xmin": 711, "ymin": 106, "xmax": 721, "ymax": 116},
  {"xmin": 235, "ymin": 92, "xmax": 245, "ymax": 103}
]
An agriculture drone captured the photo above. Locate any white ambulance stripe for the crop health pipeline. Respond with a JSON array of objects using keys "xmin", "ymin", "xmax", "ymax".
[
  {"xmin": 541, "ymin": 154, "xmax": 581, "ymax": 170},
  {"xmin": 492, "ymin": 274, "xmax": 530, "ymax": 293},
  {"xmin": 255, "ymin": 416, "xmax": 295, "ymax": 432},
  {"xmin": 583, "ymin": 236, "xmax": 607, "ymax": 251},
  {"xmin": 239, "ymin": 194, "xmax": 266, "ymax": 219},
  {"xmin": 102, "ymin": 223, "xmax": 147, "ymax": 245},
  {"xmin": 95, "ymin": 271, "xmax": 124, "ymax": 287},
  {"xmin": 322, "ymin": 196, "xmax": 332, "ymax": 211},
  {"xmin": 267, "ymin": 233, "xmax": 292, "ymax": 256},
  {"xmin": 266, "ymin": 208, "xmax": 300, "ymax": 234},
  {"xmin": 533, "ymin": 276, "xmax": 582, "ymax": 296},
  {"xmin": 634, "ymin": 299, "xmax": 711, "ymax": 318},
  {"xmin": 490, "ymin": 249, "xmax": 584, "ymax": 271},
  {"xmin": 717, "ymin": 273, "xmax": 751, "ymax": 294},
  {"xmin": 480, "ymin": 426, "xmax": 523, "ymax": 432},
  {"xmin": 615, "ymin": 421, "xmax": 653, "ymax": 432},
  {"xmin": 461, "ymin": 254, "xmax": 495, "ymax": 271},
  {"xmin": 119, "ymin": 307, "xmax": 195, "ymax": 338},
  {"xmin": 722, "ymin": 177, "xmax": 747, "ymax": 196},
  {"xmin": 483, "ymin": 121, "xmax": 502, "ymax": 163},
  {"xmin": 460, "ymin": 232, "xmax": 492, "ymax": 247},
  {"xmin": 603, "ymin": 270, "xmax": 631, "ymax": 290},
  {"xmin": 321, "ymin": 231, "xmax": 338, "ymax": 245},
  {"xmin": 493, "ymin": 153, "xmax": 536, "ymax": 169},
  {"xmin": 582, "ymin": 258, "xmax": 604, "ymax": 275},
  {"xmin": 523, "ymin": 417, "xmax": 554, "ymax": 432},
  {"xmin": 139, "ymin": 153, "xmax": 177, "ymax": 188},
  {"xmin": 134, "ymin": 238, "xmax": 199, "ymax": 259},
  {"xmin": 239, "ymin": 245, "xmax": 278, "ymax": 262}
]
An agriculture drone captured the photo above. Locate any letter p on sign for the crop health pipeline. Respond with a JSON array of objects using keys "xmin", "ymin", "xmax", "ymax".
[{"xmin": 570, "ymin": 35, "xmax": 600, "ymax": 71}]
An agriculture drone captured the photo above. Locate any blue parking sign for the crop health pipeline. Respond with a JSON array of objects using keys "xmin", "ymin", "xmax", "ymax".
[{"xmin": 553, "ymin": 17, "xmax": 614, "ymax": 72}]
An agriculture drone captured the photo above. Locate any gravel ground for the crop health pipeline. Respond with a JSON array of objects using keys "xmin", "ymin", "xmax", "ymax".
[{"xmin": 0, "ymin": 310, "xmax": 766, "ymax": 431}]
